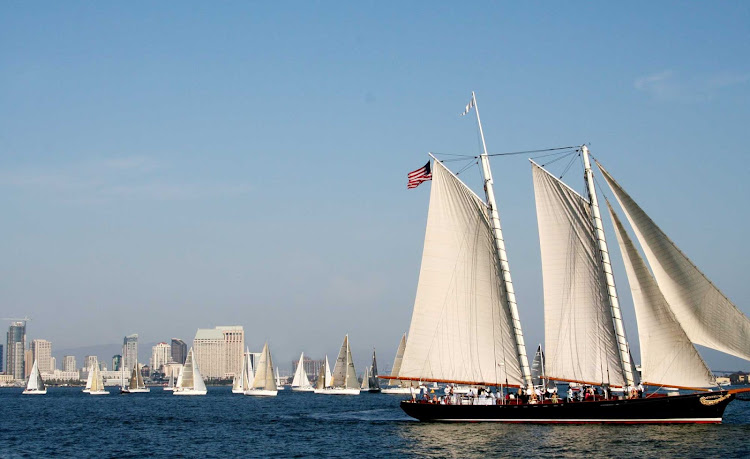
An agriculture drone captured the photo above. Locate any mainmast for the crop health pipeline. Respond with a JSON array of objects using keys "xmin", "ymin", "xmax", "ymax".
[
  {"xmin": 581, "ymin": 145, "xmax": 634, "ymax": 387},
  {"xmin": 471, "ymin": 92, "xmax": 533, "ymax": 391}
]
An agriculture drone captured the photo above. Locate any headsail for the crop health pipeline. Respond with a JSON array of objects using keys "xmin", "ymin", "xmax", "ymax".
[
  {"xmin": 608, "ymin": 201, "xmax": 715, "ymax": 387},
  {"xmin": 331, "ymin": 335, "xmax": 358, "ymax": 389},
  {"xmin": 531, "ymin": 161, "xmax": 625, "ymax": 386},
  {"xmin": 399, "ymin": 159, "xmax": 524, "ymax": 386},
  {"xmin": 25, "ymin": 359, "xmax": 45, "ymax": 392},
  {"xmin": 599, "ymin": 162, "xmax": 750, "ymax": 361},
  {"xmin": 291, "ymin": 352, "xmax": 310, "ymax": 388},
  {"xmin": 252, "ymin": 342, "xmax": 277, "ymax": 391}
]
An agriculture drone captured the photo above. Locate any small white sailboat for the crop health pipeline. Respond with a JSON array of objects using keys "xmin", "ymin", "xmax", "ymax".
[
  {"xmin": 381, "ymin": 334, "xmax": 414, "ymax": 395},
  {"xmin": 82, "ymin": 365, "xmax": 94, "ymax": 393},
  {"xmin": 163, "ymin": 371, "xmax": 176, "ymax": 391},
  {"xmin": 275, "ymin": 367, "xmax": 286, "ymax": 390},
  {"xmin": 121, "ymin": 363, "xmax": 150, "ymax": 393},
  {"xmin": 314, "ymin": 356, "xmax": 333, "ymax": 391},
  {"xmin": 361, "ymin": 366, "xmax": 372, "ymax": 391},
  {"xmin": 232, "ymin": 349, "xmax": 253, "ymax": 394},
  {"xmin": 22, "ymin": 359, "xmax": 47, "ymax": 395},
  {"xmin": 88, "ymin": 364, "xmax": 109, "ymax": 395},
  {"xmin": 291, "ymin": 352, "xmax": 314, "ymax": 392},
  {"xmin": 368, "ymin": 349, "xmax": 381, "ymax": 393},
  {"xmin": 315, "ymin": 335, "xmax": 360, "ymax": 395},
  {"xmin": 173, "ymin": 348, "xmax": 207, "ymax": 396},
  {"xmin": 244, "ymin": 342, "xmax": 278, "ymax": 397}
]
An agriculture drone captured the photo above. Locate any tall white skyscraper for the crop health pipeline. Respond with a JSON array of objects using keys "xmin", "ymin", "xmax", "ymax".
[
  {"xmin": 216, "ymin": 326, "xmax": 244, "ymax": 377},
  {"xmin": 150, "ymin": 342, "xmax": 171, "ymax": 374},
  {"xmin": 122, "ymin": 333, "xmax": 138, "ymax": 371},
  {"xmin": 31, "ymin": 339, "xmax": 52, "ymax": 374},
  {"xmin": 63, "ymin": 355, "xmax": 77, "ymax": 372},
  {"xmin": 6, "ymin": 321, "xmax": 26, "ymax": 380},
  {"xmin": 192, "ymin": 325, "xmax": 245, "ymax": 380}
]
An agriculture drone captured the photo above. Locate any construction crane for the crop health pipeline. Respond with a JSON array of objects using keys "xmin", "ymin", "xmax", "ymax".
[{"xmin": 1, "ymin": 316, "xmax": 32, "ymax": 326}]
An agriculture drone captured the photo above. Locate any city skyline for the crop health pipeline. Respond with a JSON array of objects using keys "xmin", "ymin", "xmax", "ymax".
[{"xmin": 1, "ymin": 3, "xmax": 749, "ymax": 374}]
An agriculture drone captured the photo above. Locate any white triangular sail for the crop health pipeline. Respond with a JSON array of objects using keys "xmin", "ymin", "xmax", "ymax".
[
  {"xmin": 25, "ymin": 359, "xmax": 46, "ymax": 392},
  {"xmin": 599, "ymin": 163, "xmax": 750, "ymax": 361},
  {"xmin": 608, "ymin": 202, "xmax": 715, "ymax": 388},
  {"xmin": 90, "ymin": 365, "xmax": 105, "ymax": 392},
  {"xmin": 331, "ymin": 335, "xmax": 358, "ymax": 389},
  {"xmin": 192, "ymin": 364, "xmax": 207, "ymax": 393},
  {"xmin": 531, "ymin": 161, "xmax": 624, "ymax": 386},
  {"xmin": 291, "ymin": 352, "xmax": 311, "ymax": 388},
  {"xmin": 400, "ymin": 159, "xmax": 523, "ymax": 386},
  {"xmin": 251, "ymin": 342, "xmax": 277, "ymax": 391},
  {"xmin": 389, "ymin": 334, "xmax": 407, "ymax": 386},
  {"xmin": 361, "ymin": 367, "xmax": 371, "ymax": 390},
  {"xmin": 178, "ymin": 348, "xmax": 198, "ymax": 390}
]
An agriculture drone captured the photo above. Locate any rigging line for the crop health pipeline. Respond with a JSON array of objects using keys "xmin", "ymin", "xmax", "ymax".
[
  {"xmin": 539, "ymin": 150, "xmax": 576, "ymax": 168},
  {"xmin": 558, "ymin": 152, "xmax": 580, "ymax": 180},
  {"xmin": 530, "ymin": 149, "xmax": 580, "ymax": 161},
  {"xmin": 430, "ymin": 152, "xmax": 478, "ymax": 158},
  {"xmin": 487, "ymin": 145, "xmax": 581, "ymax": 157},
  {"xmin": 454, "ymin": 160, "xmax": 478, "ymax": 176}
]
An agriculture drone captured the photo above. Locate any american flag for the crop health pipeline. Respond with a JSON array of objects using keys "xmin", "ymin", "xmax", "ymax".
[{"xmin": 407, "ymin": 161, "xmax": 432, "ymax": 189}]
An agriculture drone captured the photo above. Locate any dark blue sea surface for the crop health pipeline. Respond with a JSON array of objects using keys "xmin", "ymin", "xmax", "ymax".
[{"xmin": 1, "ymin": 387, "xmax": 749, "ymax": 458}]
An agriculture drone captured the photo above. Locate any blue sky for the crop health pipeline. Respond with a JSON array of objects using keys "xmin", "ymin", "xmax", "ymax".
[{"xmin": 1, "ymin": 2, "xmax": 748, "ymax": 373}]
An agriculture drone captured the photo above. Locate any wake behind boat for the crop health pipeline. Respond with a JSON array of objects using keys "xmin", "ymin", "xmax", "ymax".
[{"xmin": 394, "ymin": 93, "xmax": 750, "ymax": 423}]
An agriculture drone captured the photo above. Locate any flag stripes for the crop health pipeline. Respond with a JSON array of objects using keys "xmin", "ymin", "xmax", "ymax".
[{"xmin": 407, "ymin": 161, "xmax": 432, "ymax": 189}]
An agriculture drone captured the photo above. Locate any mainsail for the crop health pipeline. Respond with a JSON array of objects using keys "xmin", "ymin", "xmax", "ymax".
[
  {"xmin": 316, "ymin": 356, "xmax": 333, "ymax": 389},
  {"xmin": 399, "ymin": 159, "xmax": 524, "ymax": 386},
  {"xmin": 598, "ymin": 162, "xmax": 750, "ymax": 362},
  {"xmin": 291, "ymin": 352, "xmax": 311, "ymax": 388},
  {"xmin": 129, "ymin": 363, "xmax": 145, "ymax": 390},
  {"xmin": 331, "ymin": 335, "xmax": 358, "ymax": 389},
  {"xmin": 607, "ymin": 201, "xmax": 715, "ymax": 388},
  {"xmin": 251, "ymin": 342, "xmax": 277, "ymax": 391},
  {"xmin": 25, "ymin": 359, "xmax": 46, "ymax": 392},
  {"xmin": 531, "ymin": 161, "xmax": 625, "ymax": 386}
]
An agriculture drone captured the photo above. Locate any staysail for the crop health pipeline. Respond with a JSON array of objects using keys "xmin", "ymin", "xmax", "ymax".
[
  {"xmin": 598, "ymin": 162, "xmax": 750, "ymax": 361},
  {"xmin": 399, "ymin": 159, "xmax": 524, "ymax": 386},
  {"xmin": 531, "ymin": 161, "xmax": 625, "ymax": 386},
  {"xmin": 607, "ymin": 201, "xmax": 715, "ymax": 388}
]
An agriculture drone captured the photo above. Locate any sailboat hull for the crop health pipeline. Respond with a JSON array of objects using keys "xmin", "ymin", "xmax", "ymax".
[
  {"xmin": 400, "ymin": 391, "xmax": 735, "ymax": 423},
  {"xmin": 382, "ymin": 387, "xmax": 413, "ymax": 395},
  {"xmin": 291, "ymin": 386, "xmax": 315, "ymax": 392},
  {"xmin": 314, "ymin": 388, "xmax": 361, "ymax": 395},
  {"xmin": 121, "ymin": 388, "xmax": 150, "ymax": 394},
  {"xmin": 22, "ymin": 389, "xmax": 47, "ymax": 395},
  {"xmin": 88, "ymin": 390, "xmax": 109, "ymax": 395},
  {"xmin": 244, "ymin": 389, "xmax": 278, "ymax": 397},
  {"xmin": 173, "ymin": 389, "xmax": 207, "ymax": 396}
]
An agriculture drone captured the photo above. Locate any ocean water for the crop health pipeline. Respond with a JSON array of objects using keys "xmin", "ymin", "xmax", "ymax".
[{"xmin": 1, "ymin": 387, "xmax": 749, "ymax": 458}]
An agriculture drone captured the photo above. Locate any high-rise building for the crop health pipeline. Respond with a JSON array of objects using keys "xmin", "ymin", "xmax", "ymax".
[
  {"xmin": 192, "ymin": 326, "xmax": 244, "ymax": 380},
  {"xmin": 216, "ymin": 326, "xmax": 244, "ymax": 378},
  {"xmin": 31, "ymin": 339, "xmax": 52, "ymax": 374},
  {"xmin": 150, "ymin": 342, "xmax": 170, "ymax": 375},
  {"xmin": 293, "ymin": 357, "xmax": 324, "ymax": 383},
  {"xmin": 0, "ymin": 343, "xmax": 4, "ymax": 373},
  {"xmin": 83, "ymin": 355, "xmax": 98, "ymax": 371},
  {"xmin": 171, "ymin": 338, "xmax": 187, "ymax": 365},
  {"xmin": 24, "ymin": 349, "xmax": 33, "ymax": 378},
  {"xmin": 63, "ymin": 355, "xmax": 76, "ymax": 372},
  {"xmin": 49, "ymin": 356, "xmax": 56, "ymax": 372},
  {"xmin": 122, "ymin": 334, "xmax": 138, "ymax": 371},
  {"xmin": 6, "ymin": 322, "xmax": 26, "ymax": 379},
  {"xmin": 112, "ymin": 355, "xmax": 122, "ymax": 371},
  {"xmin": 193, "ymin": 328, "xmax": 225, "ymax": 379}
]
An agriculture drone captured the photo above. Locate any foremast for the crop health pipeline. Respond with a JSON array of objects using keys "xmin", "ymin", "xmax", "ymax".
[
  {"xmin": 581, "ymin": 145, "xmax": 634, "ymax": 387},
  {"xmin": 471, "ymin": 92, "xmax": 533, "ymax": 391}
]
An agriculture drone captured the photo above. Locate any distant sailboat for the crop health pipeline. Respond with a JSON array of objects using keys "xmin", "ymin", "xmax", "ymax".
[
  {"xmin": 368, "ymin": 349, "xmax": 381, "ymax": 393},
  {"xmin": 121, "ymin": 363, "xmax": 150, "ymax": 393},
  {"xmin": 173, "ymin": 348, "xmax": 207, "ymax": 396},
  {"xmin": 381, "ymin": 334, "xmax": 413, "ymax": 395},
  {"xmin": 82, "ymin": 365, "xmax": 94, "ymax": 393},
  {"xmin": 361, "ymin": 367, "xmax": 372, "ymax": 391},
  {"xmin": 291, "ymin": 352, "xmax": 314, "ymax": 392},
  {"xmin": 275, "ymin": 367, "xmax": 286, "ymax": 390},
  {"xmin": 232, "ymin": 349, "xmax": 253, "ymax": 394},
  {"xmin": 315, "ymin": 335, "xmax": 360, "ymax": 395},
  {"xmin": 22, "ymin": 359, "xmax": 47, "ymax": 395},
  {"xmin": 88, "ymin": 364, "xmax": 109, "ymax": 395},
  {"xmin": 244, "ymin": 342, "xmax": 278, "ymax": 397},
  {"xmin": 315, "ymin": 356, "xmax": 333, "ymax": 390},
  {"xmin": 163, "ymin": 371, "xmax": 176, "ymax": 391}
]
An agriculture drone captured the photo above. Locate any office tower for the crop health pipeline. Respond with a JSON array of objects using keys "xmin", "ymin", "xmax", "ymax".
[
  {"xmin": 63, "ymin": 355, "xmax": 77, "ymax": 372},
  {"xmin": 24, "ymin": 349, "xmax": 33, "ymax": 378},
  {"xmin": 6, "ymin": 322, "xmax": 26, "ymax": 379},
  {"xmin": 50, "ymin": 356, "xmax": 56, "ymax": 372},
  {"xmin": 122, "ymin": 334, "xmax": 138, "ymax": 371},
  {"xmin": 150, "ymin": 342, "xmax": 170, "ymax": 374},
  {"xmin": 84, "ymin": 355, "xmax": 98, "ymax": 370},
  {"xmin": 216, "ymin": 326, "xmax": 244, "ymax": 378},
  {"xmin": 31, "ymin": 339, "xmax": 52, "ymax": 374},
  {"xmin": 193, "ymin": 326, "xmax": 244, "ymax": 380},
  {"xmin": 112, "ymin": 355, "xmax": 122, "ymax": 371},
  {"xmin": 171, "ymin": 338, "xmax": 187, "ymax": 365},
  {"xmin": 0, "ymin": 344, "xmax": 4, "ymax": 373}
]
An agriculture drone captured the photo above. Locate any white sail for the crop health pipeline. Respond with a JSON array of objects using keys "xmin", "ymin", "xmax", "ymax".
[
  {"xmin": 192, "ymin": 364, "xmax": 207, "ymax": 393},
  {"xmin": 389, "ymin": 334, "xmax": 407, "ymax": 386},
  {"xmin": 89, "ymin": 365, "xmax": 106, "ymax": 393},
  {"xmin": 361, "ymin": 367, "xmax": 371, "ymax": 390},
  {"xmin": 331, "ymin": 335, "xmax": 358, "ymax": 389},
  {"xmin": 291, "ymin": 352, "xmax": 311, "ymax": 388},
  {"xmin": 251, "ymin": 342, "xmax": 277, "ymax": 391},
  {"xmin": 599, "ymin": 163, "xmax": 750, "ymax": 361},
  {"xmin": 608, "ymin": 202, "xmax": 715, "ymax": 388},
  {"xmin": 531, "ymin": 161, "xmax": 624, "ymax": 386},
  {"xmin": 324, "ymin": 356, "xmax": 332, "ymax": 387},
  {"xmin": 400, "ymin": 159, "xmax": 523, "ymax": 386},
  {"xmin": 25, "ymin": 359, "xmax": 46, "ymax": 392},
  {"xmin": 179, "ymin": 349, "xmax": 195, "ymax": 389}
]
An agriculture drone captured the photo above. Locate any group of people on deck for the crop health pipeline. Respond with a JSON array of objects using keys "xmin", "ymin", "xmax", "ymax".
[{"xmin": 411, "ymin": 382, "xmax": 646, "ymax": 405}]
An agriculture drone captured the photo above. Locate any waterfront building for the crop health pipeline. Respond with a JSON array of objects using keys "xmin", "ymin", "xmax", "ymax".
[
  {"xmin": 49, "ymin": 356, "xmax": 56, "ymax": 372},
  {"xmin": 83, "ymin": 355, "xmax": 98, "ymax": 371},
  {"xmin": 6, "ymin": 322, "xmax": 26, "ymax": 380},
  {"xmin": 31, "ymin": 339, "xmax": 52, "ymax": 374},
  {"xmin": 216, "ymin": 326, "xmax": 244, "ymax": 378},
  {"xmin": 0, "ymin": 343, "xmax": 3, "ymax": 373},
  {"xmin": 42, "ymin": 370, "xmax": 80, "ymax": 382},
  {"xmin": 162, "ymin": 362, "xmax": 183, "ymax": 380},
  {"xmin": 63, "ymin": 355, "xmax": 77, "ymax": 372},
  {"xmin": 122, "ymin": 334, "xmax": 138, "ymax": 372},
  {"xmin": 112, "ymin": 354, "xmax": 122, "ymax": 371},
  {"xmin": 150, "ymin": 342, "xmax": 170, "ymax": 375},
  {"xmin": 193, "ymin": 328, "xmax": 225, "ymax": 379},
  {"xmin": 171, "ymin": 338, "xmax": 187, "ymax": 365}
]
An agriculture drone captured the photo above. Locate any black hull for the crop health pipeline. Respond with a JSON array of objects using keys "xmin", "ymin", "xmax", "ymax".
[{"xmin": 401, "ymin": 391, "xmax": 735, "ymax": 424}]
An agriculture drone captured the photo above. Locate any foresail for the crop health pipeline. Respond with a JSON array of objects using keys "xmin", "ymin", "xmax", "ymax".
[
  {"xmin": 292, "ymin": 352, "xmax": 306, "ymax": 387},
  {"xmin": 599, "ymin": 162, "xmax": 750, "ymax": 362},
  {"xmin": 608, "ymin": 201, "xmax": 715, "ymax": 387},
  {"xmin": 390, "ymin": 334, "xmax": 407, "ymax": 385},
  {"xmin": 530, "ymin": 345, "xmax": 544, "ymax": 387},
  {"xmin": 181, "ymin": 349, "xmax": 195, "ymax": 389},
  {"xmin": 531, "ymin": 161, "xmax": 625, "ymax": 386},
  {"xmin": 400, "ymin": 159, "xmax": 523, "ymax": 386},
  {"xmin": 331, "ymin": 336, "xmax": 350, "ymax": 387},
  {"xmin": 345, "ymin": 339, "xmax": 358, "ymax": 389}
]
